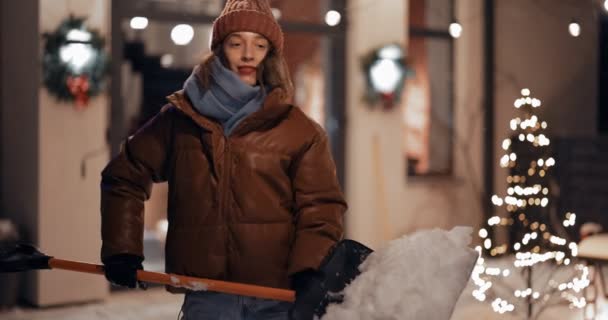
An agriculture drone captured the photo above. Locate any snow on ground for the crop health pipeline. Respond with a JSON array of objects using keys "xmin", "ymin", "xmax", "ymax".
[
  {"xmin": 0, "ymin": 288, "xmax": 183, "ymax": 320},
  {"xmin": 0, "ymin": 286, "xmax": 587, "ymax": 320}
]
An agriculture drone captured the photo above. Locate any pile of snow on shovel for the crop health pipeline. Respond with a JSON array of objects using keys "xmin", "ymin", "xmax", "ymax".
[{"xmin": 322, "ymin": 226, "xmax": 477, "ymax": 320}]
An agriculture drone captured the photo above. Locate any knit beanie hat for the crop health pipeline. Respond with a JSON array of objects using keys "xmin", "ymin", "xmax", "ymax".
[{"xmin": 211, "ymin": 0, "xmax": 284, "ymax": 53}]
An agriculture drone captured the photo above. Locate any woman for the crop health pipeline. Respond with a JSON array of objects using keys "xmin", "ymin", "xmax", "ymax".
[{"xmin": 100, "ymin": 0, "xmax": 346, "ymax": 319}]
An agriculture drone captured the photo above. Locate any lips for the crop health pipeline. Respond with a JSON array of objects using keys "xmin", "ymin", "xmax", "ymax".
[{"xmin": 237, "ymin": 66, "xmax": 256, "ymax": 76}]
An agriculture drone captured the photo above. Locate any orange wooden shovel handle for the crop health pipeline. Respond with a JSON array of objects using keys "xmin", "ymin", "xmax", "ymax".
[{"xmin": 48, "ymin": 258, "xmax": 295, "ymax": 302}]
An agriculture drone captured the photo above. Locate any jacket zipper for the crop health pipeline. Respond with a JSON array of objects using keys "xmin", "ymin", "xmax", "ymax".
[
  {"xmin": 222, "ymin": 136, "xmax": 233, "ymax": 225},
  {"xmin": 219, "ymin": 136, "xmax": 236, "ymax": 271}
]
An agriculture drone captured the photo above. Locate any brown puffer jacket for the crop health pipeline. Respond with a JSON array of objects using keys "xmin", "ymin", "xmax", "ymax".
[{"xmin": 100, "ymin": 88, "xmax": 346, "ymax": 290}]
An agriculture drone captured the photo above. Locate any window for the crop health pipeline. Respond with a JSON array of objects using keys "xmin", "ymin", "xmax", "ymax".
[{"xmin": 404, "ymin": 0, "xmax": 455, "ymax": 177}]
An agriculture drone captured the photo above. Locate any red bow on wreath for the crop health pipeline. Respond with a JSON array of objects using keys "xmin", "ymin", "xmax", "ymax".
[
  {"xmin": 66, "ymin": 75, "xmax": 90, "ymax": 109},
  {"xmin": 379, "ymin": 92, "xmax": 395, "ymax": 110}
]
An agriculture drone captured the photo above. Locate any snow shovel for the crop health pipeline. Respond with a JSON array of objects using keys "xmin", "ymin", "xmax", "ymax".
[
  {"xmin": 0, "ymin": 240, "xmax": 373, "ymax": 318},
  {"xmin": 0, "ymin": 243, "xmax": 296, "ymax": 301}
]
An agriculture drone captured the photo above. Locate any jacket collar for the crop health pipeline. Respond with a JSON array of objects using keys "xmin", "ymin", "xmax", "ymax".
[{"xmin": 166, "ymin": 87, "xmax": 293, "ymax": 136}]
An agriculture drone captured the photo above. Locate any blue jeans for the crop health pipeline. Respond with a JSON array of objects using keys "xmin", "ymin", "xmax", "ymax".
[{"xmin": 180, "ymin": 291, "xmax": 292, "ymax": 320}]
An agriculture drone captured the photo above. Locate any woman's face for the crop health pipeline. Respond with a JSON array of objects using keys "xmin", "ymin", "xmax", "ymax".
[{"xmin": 222, "ymin": 32, "xmax": 270, "ymax": 86}]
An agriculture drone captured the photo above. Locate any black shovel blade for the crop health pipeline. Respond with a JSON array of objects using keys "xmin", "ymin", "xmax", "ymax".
[
  {"xmin": 0, "ymin": 243, "xmax": 52, "ymax": 273},
  {"xmin": 293, "ymin": 239, "xmax": 374, "ymax": 319}
]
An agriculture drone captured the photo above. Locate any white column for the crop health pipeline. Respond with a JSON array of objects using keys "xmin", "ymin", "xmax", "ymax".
[
  {"xmin": 33, "ymin": 0, "xmax": 110, "ymax": 306},
  {"xmin": 345, "ymin": 0, "xmax": 408, "ymax": 250}
]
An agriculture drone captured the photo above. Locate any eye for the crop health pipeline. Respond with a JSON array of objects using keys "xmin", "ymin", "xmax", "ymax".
[
  {"xmin": 229, "ymin": 42, "xmax": 241, "ymax": 47},
  {"xmin": 256, "ymin": 43, "xmax": 268, "ymax": 49}
]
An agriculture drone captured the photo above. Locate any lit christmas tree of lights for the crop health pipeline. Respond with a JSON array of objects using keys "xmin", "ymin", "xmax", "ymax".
[{"xmin": 471, "ymin": 89, "xmax": 590, "ymax": 318}]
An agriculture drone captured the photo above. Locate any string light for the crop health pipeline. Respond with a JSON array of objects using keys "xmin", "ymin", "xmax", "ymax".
[
  {"xmin": 479, "ymin": 228, "xmax": 488, "ymax": 238},
  {"xmin": 537, "ymin": 134, "xmax": 551, "ymax": 146},
  {"xmin": 491, "ymin": 298, "xmax": 515, "ymax": 314},
  {"xmin": 473, "ymin": 89, "xmax": 588, "ymax": 315},
  {"xmin": 569, "ymin": 242, "xmax": 578, "ymax": 257},
  {"xmin": 502, "ymin": 139, "xmax": 511, "ymax": 150},
  {"xmin": 519, "ymin": 116, "xmax": 539, "ymax": 129},
  {"xmin": 540, "ymin": 198, "xmax": 549, "ymax": 207},
  {"xmin": 550, "ymin": 235, "xmax": 567, "ymax": 246},
  {"xmin": 557, "ymin": 265, "xmax": 589, "ymax": 300},
  {"xmin": 568, "ymin": 20, "xmax": 581, "ymax": 37},
  {"xmin": 488, "ymin": 216, "xmax": 501, "ymax": 226},
  {"xmin": 522, "ymin": 233, "xmax": 531, "ymax": 245},
  {"xmin": 484, "ymin": 239, "xmax": 492, "ymax": 249},
  {"xmin": 449, "ymin": 21, "xmax": 463, "ymax": 38},
  {"xmin": 325, "ymin": 10, "xmax": 342, "ymax": 26},
  {"xmin": 563, "ymin": 212, "xmax": 576, "ymax": 227},
  {"xmin": 569, "ymin": 297, "xmax": 587, "ymax": 309},
  {"xmin": 514, "ymin": 251, "xmax": 559, "ymax": 267},
  {"xmin": 511, "ymin": 185, "xmax": 542, "ymax": 196},
  {"xmin": 515, "ymin": 288, "xmax": 538, "ymax": 299},
  {"xmin": 500, "ymin": 155, "xmax": 510, "ymax": 167},
  {"xmin": 504, "ymin": 196, "xmax": 518, "ymax": 206},
  {"xmin": 130, "ymin": 17, "xmax": 149, "ymax": 30},
  {"xmin": 491, "ymin": 195, "xmax": 504, "ymax": 206},
  {"xmin": 527, "ymin": 134, "xmax": 535, "ymax": 142},
  {"xmin": 171, "ymin": 24, "xmax": 194, "ymax": 45}
]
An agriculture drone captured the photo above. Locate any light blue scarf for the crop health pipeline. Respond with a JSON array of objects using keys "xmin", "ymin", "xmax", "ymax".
[{"xmin": 183, "ymin": 58, "xmax": 266, "ymax": 135}]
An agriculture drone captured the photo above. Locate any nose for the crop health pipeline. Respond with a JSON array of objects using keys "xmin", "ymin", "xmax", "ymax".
[{"xmin": 241, "ymin": 44, "xmax": 254, "ymax": 62}]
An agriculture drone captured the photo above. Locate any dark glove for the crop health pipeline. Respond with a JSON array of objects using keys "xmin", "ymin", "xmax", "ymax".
[
  {"xmin": 289, "ymin": 269, "xmax": 324, "ymax": 320},
  {"xmin": 102, "ymin": 254, "xmax": 147, "ymax": 289}
]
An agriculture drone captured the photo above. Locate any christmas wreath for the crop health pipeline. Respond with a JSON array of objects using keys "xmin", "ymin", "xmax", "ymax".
[
  {"xmin": 361, "ymin": 43, "xmax": 411, "ymax": 110},
  {"xmin": 42, "ymin": 16, "xmax": 109, "ymax": 109}
]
